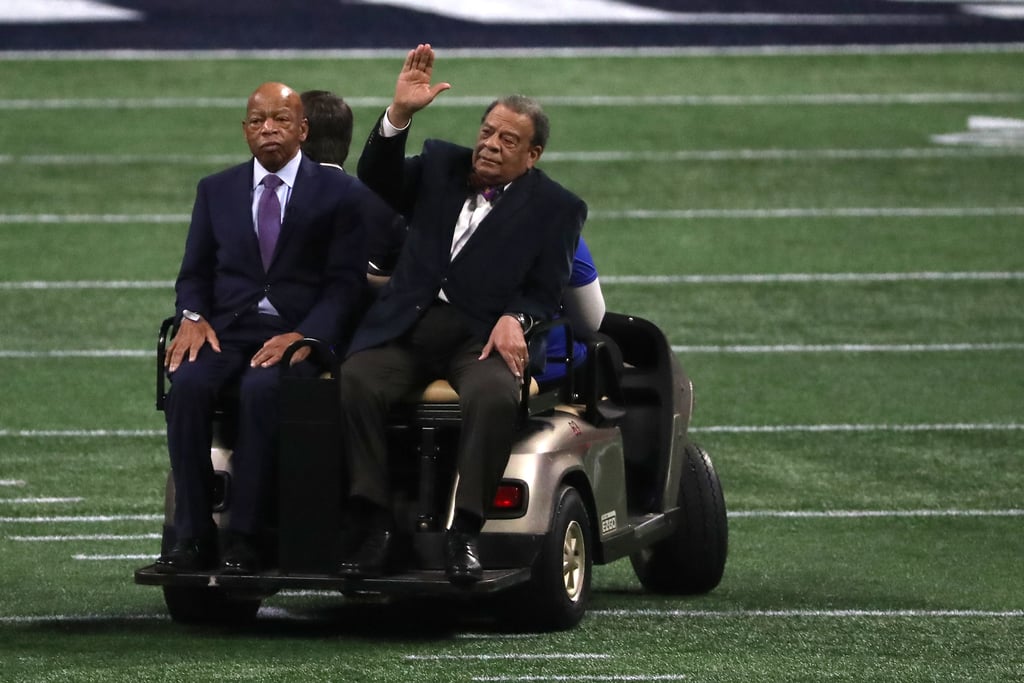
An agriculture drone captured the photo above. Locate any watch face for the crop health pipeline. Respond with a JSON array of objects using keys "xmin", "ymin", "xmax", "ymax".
[{"xmin": 183, "ymin": 310, "xmax": 200, "ymax": 322}]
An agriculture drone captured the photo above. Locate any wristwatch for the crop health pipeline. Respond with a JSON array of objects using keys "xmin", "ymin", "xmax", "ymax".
[
  {"xmin": 512, "ymin": 312, "xmax": 535, "ymax": 335},
  {"xmin": 181, "ymin": 309, "xmax": 202, "ymax": 323}
]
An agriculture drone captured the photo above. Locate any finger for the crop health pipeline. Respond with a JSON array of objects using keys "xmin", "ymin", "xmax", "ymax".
[{"xmin": 479, "ymin": 339, "xmax": 494, "ymax": 360}]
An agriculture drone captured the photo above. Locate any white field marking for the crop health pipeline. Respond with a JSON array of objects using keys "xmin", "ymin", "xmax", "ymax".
[
  {"xmin": 0, "ymin": 429, "xmax": 163, "ymax": 437},
  {"xmin": 3, "ymin": 271, "xmax": 1022, "ymax": 295},
  {"xmin": 604, "ymin": 271, "xmax": 1024, "ymax": 284},
  {"xmin": 0, "ymin": 614, "xmax": 167, "ymax": 624},
  {"xmin": 21, "ymin": 344, "xmax": 1023, "ymax": 361},
  {"xmin": 406, "ymin": 654, "xmax": 610, "ymax": 661},
  {"xmin": 2, "ymin": 44, "xmax": 1024, "ymax": 60},
  {"xmin": 73, "ymin": 553, "xmax": 154, "ymax": 561},
  {"xmin": 591, "ymin": 609, "xmax": 1024, "ymax": 618},
  {"xmin": 0, "ymin": 497, "xmax": 82, "ymax": 504},
  {"xmin": 2, "ymin": 92, "xmax": 1024, "ymax": 110},
  {"xmin": 9, "ymin": 533, "xmax": 160, "ymax": 541},
  {"xmin": 0, "ymin": 280, "xmax": 173, "ymax": 289},
  {"xmin": 545, "ymin": 147, "xmax": 1024, "ymax": 161},
  {"xmin": 473, "ymin": 677, "xmax": 687, "ymax": 682},
  {"xmin": 0, "ymin": 214, "xmax": 187, "ymax": 224},
  {"xmin": 0, "ymin": 514, "xmax": 161, "ymax": 523},
  {"xmin": 4, "ymin": 147, "xmax": 1022, "ymax": 166},
  {"xmin": 0, "ymin": 480, "xmax": 26, "ymax": 487},
  {"xmin": 671, "ymin": 343, "xmax": 1024, "ymax": 354},
  {"xmin": 731, "ymin": 509, "xmax": 1024, "ymax": 519},
  {"xmin": 4, "ymin": 423, "xmax": 1023, "ymax": 439},
  {"xmin": 0, "ymin": 350, "xmax": 149, "ymax": 358},
  {"xmin": 591, "ymin": 207, "xmax": 1024, "ymax": 220},
  {"xmin": 5, "ymin": 206, "xmax": 1024, "ymax": 225},
  {"xmin": 692, "ymin": 423, "xmax": 1024, "ymax": 434}
]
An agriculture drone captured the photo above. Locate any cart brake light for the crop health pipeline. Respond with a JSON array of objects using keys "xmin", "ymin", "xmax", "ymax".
[{"xmin": 492, "ymin": 483, "xmax": 524, "ymax": 510}]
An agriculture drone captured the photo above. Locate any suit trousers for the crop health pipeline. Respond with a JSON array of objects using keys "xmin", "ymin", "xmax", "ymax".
[
  {"xmin": 164, "ymin": 311, "xmax": 314, "ymax": 538},
  {"xmin": 339, "ymin": 302, "xmax": 522, "ymax": 522}
]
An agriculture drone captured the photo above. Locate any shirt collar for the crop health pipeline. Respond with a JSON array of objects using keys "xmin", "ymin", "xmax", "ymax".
[{"xmin": 253, "ymin": 150, "xmax": 303, "ymax": 190}]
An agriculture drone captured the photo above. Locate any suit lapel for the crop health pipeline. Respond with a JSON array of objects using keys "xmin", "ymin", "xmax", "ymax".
[
  {"xmin": 237, "ymin": 162, "xmax": 264, "ymax": 269},
  {"xmin": 452, "ymin": 170, "xmax": 535, "ymax": 264}
]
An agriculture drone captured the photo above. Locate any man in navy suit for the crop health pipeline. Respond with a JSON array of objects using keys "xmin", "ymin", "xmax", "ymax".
[
  {"xmin": 338, "ymin": 45, "xmax": 587, "ymax": 584},
  {"xmin": 156, "ymin": 82, "xmax": 369, "ymax": 575}
]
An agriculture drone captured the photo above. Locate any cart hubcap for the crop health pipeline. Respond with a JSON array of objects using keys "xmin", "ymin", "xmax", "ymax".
[{"xmin": 562, "ymin": 520, "xmax": 586, "ymax": 602}]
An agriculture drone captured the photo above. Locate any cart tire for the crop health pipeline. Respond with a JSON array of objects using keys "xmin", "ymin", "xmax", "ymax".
[
  {"xmin": 163, "ymin": 585, "xmax": 261, "ymax": 624},
  {"xmin": 503, "ymin": 485, "xmax": 593, "ymax": 631},
  {"xmin": 630, "ymin": 442, "xmax": 727, "ymax": 594}
]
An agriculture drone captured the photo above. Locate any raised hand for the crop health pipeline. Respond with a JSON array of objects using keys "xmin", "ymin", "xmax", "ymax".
[{"xmin": 389, "ymin": 43, "xmax": 452, "ymax": 128}]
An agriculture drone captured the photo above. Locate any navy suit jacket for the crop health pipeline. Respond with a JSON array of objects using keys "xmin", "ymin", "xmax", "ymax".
[
  {"xmin": 351, "ymin": 115, "xmax": 586, "ymax": 355},
  {"xmin": 174, "ymin": 154, "xmax": 369, "ymax": 346}
]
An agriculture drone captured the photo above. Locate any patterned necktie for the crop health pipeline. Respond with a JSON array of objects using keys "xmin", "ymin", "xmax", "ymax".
[
  {"xmin": 480, "ymin": 185, "xmax": 503, "ymax": 203},
  {"xmin": 257, "ymin": 174, "xmax": 283, "ymax": 269}
]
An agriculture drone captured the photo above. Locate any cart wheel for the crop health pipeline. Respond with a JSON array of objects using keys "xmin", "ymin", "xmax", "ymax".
[
  {"xmin": 630, "ymin": 442, "xmax": 727, "ymax": 594},
  {"xmin": 504, "ymin": 485, "xmax": 593, "ymax": 631},
  {"xmin": 163, "ymin": 585, "xmax": 261, "ymax": 624}
]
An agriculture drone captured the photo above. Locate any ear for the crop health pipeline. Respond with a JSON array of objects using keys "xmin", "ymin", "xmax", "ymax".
[{"xmin": 527, "ymin": 145, "xmax": 543, "ymax": 167}]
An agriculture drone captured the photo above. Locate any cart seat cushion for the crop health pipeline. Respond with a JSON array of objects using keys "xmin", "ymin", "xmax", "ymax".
[{"xmin": 408, "ymin": 378, "xmax": 540, "ymax": 404}]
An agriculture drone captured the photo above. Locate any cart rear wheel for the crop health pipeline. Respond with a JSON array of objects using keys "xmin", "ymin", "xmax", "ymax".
[
  {"xmin": 502, "ymin": 485, "xmax": 593, "ymax": 631},
  {"xmin": 631, "ymin": 442, "xmax": 727, "ymax": 594}
]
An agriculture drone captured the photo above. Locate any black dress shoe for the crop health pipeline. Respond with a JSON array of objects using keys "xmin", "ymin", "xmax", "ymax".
[
  {"xmin": 220, "ymin": 531, "xmax": 261, "ymax": 575},
  {"xmin": 337, "ymin": 528, "xmax": 393, "ymax": 579},
  {"xmin": 154, "ymin": 536, "xmax": 216, "ymax": 574},
  {"xmin": 444, "ymin": 530, "xmax": 482, "ymax": 585}
]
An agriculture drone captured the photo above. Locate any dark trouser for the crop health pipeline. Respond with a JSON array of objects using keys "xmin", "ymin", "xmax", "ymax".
[
  {"xmin": 339, "ymin": 303, "xmax": 521, "ymax": 522},
  {"xmin": 164, "ymin": 312, "xmax": 312, "ymax": 538}
]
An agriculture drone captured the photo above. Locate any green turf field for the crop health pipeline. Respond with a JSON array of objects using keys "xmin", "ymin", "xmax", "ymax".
[{"xmin": 1, "ymin": 49, "xmax": 1022, "ymax": 682}]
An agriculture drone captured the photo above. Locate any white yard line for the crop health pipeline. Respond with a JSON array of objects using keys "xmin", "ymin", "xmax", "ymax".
[
  {"xmin": 5, "ymin": 207, "xmax": 1023, "ymax": 225},
  {"xmin": 692, "ymin": 423, "xmax": 1024, "ymax": 433},
  {"xmin": 3, "ymin": 510, "xmax": 1016, "ymax": 528},
  {"xmin": 1, "ymin": 44, "xmax": 1023, "ymax": 61},
  {"xmin": 591, "ymin": 207, "xmax": 1024, "ymax": 220},
  {"xmin": 4, "ymin": 343, "xmax": 1022, "ymax": 360},
  {"xmin": 9, "ymin": 533, "xmax": 160, "ymax": 541},
  {"xmin": 672, "ymin": 343, "xmax": 1024, "ymax": 353},
  {"xmin": 2, "ymin": 422, "xmax": 1023, "ymax": 439},
  {"xmin": 604, "ymin": 271, "xmax": 1024, "ymax": 283},
  {"xmin": 0, "ymin": 497, "xmax": 82, "ymax": 504},
  {"xmin": 3, "ymin": 271, "xmax": 1023, "ymax": 292},
  {"xmin": 1, "ymin": 92, "xmax": 1023, "ymax": 110},
  {"xmin": 0, "ymin": 514, "xmax": 161, "ymax": 522},
  {"xmin": 407, "ymin": 654, "xmax": 611, "ymax": 661},
  {"xmin": 72, "ymin": 554, "xmax": 154, "ymax": 560},
  {"xmin": 731, "ymin": 509, "xmax": 1024, "ymax": 518},
  {"xmin": 0, "ymin": 350, "xmax": 149, "ymax": 358},
  {"xmin": 2, "ymin": 147, "xmax": 1021, "ymax": 166},
  {"xmin": 0, "ymin": 430, "xmax": 164, "ymax": 437},
  {"xmin": 591, "ymin": 608, "xmax": 1024, "ymax": 618}
]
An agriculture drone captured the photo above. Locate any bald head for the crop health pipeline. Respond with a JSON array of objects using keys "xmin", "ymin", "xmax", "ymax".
[{"xmin": 243, "ymin": 82, "xmax": 308, "ymax": 172}]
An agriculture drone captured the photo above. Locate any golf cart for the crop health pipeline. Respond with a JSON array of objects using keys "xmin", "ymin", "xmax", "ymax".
[{"xmin": 134, "ymin": 311, "xmax": 728, "ymax": 631}]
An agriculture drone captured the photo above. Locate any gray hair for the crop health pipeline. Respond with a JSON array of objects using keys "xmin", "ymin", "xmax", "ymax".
[{"xmin": 483, "ymin": 95, "xmax": 550, "ymax": 149}]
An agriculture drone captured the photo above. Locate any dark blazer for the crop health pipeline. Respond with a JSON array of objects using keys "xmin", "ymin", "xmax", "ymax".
[
  {"xmin": 351, "ymin": 114, "xmax": 586, "ymax": 354},
  {"xmin": 174, "ymin": 155, "xmax": 369, "ymax": 345}
]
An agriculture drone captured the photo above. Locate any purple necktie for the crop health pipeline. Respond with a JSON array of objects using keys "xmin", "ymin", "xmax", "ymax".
[
  {"xmin": 257, "ymin": 174, "xmax": 283, "ymax": 269},
  {"xmin": 481, "ymin": 185, "xmax": 503, "ymax": 203}
]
